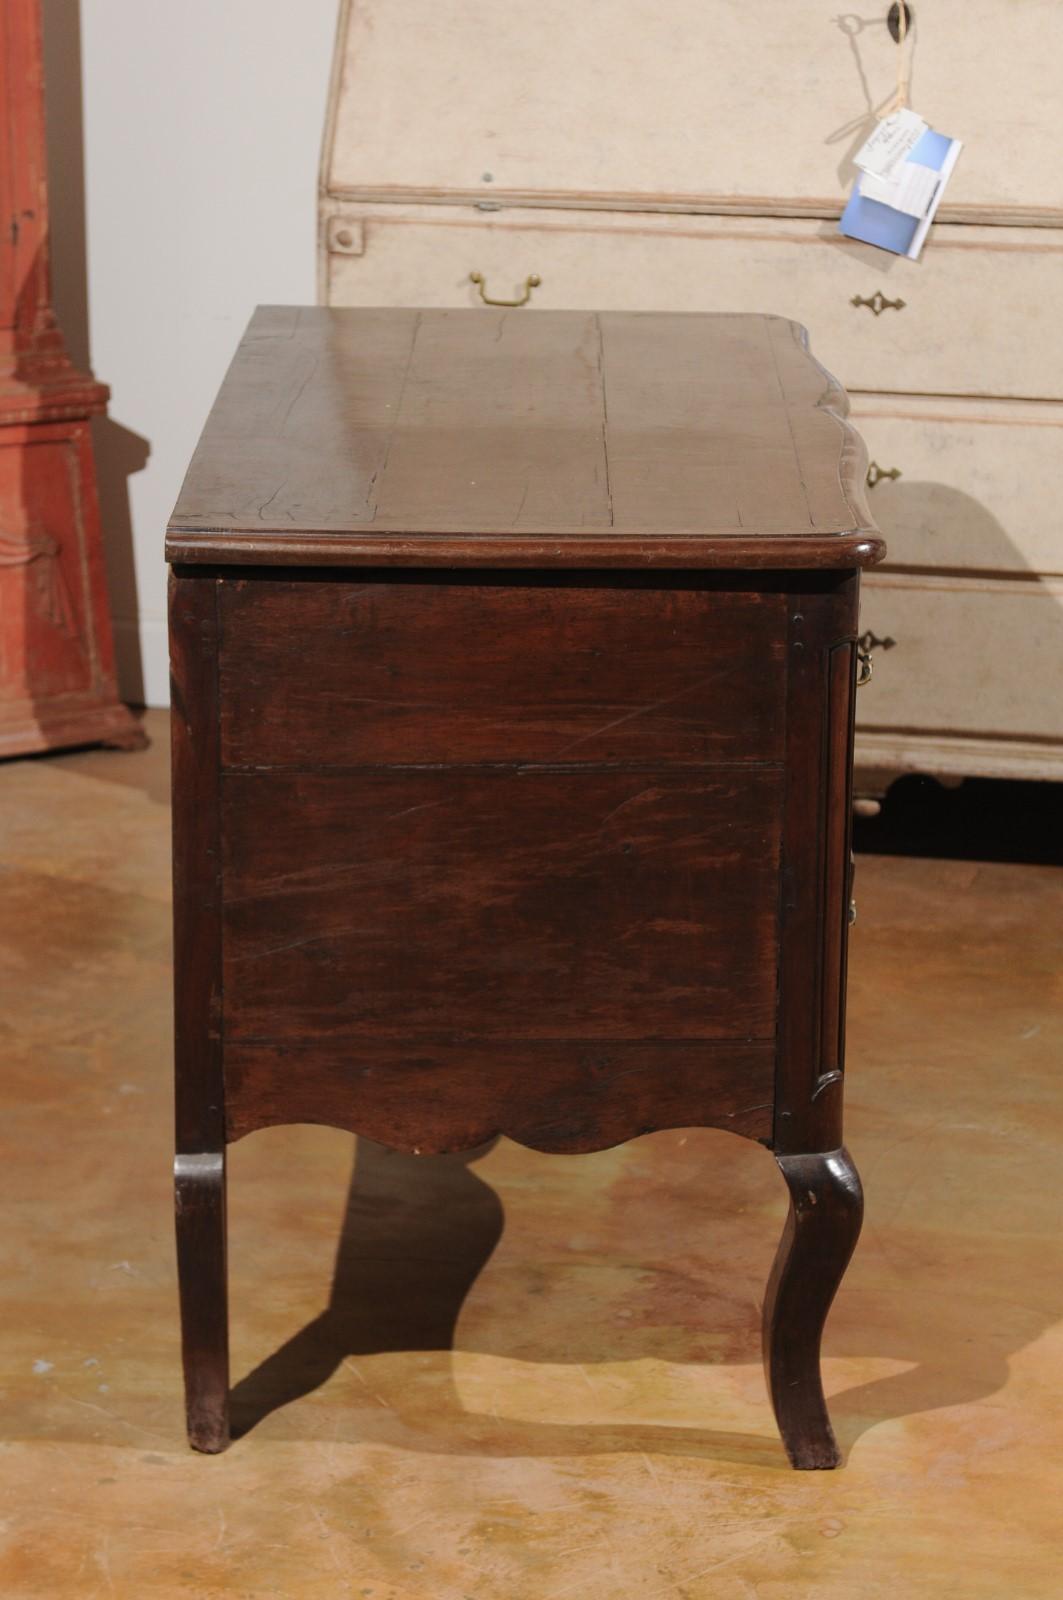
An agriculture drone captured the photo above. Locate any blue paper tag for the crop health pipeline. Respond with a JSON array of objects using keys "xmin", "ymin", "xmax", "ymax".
[{"xmin": 840, "ymin": 126, "xmax": 963, "ymax": 260}]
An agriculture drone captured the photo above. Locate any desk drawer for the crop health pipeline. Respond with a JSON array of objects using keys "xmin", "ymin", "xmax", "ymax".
[
  {"xmin": 857, "ymin": 572, "xmax": 1063, "ymax": 741},
  {"xmin": 325, "ymin": 206, "xmax": 1063, "ymax": 401},
  {"xmin": 850, "ymin": 395, "xmax": 1063, "ymax": 577},
  {"xmin": 218, "ymin": 577, "xmax": 787, "ymax": 769}
]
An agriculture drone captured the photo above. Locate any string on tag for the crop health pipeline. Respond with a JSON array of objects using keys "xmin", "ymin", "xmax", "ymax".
[{"xmin": 894, "ymin": 3, "xmax": 911, "ymax": 112}]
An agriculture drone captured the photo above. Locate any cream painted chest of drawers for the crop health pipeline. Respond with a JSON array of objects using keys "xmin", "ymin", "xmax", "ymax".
[{"xmin": 319, "ymin": 0, "xmax": 1063, "ymax": 798}]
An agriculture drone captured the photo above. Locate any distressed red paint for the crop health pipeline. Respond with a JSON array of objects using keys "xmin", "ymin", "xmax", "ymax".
[{"xmin": 0, "ymin": 0, "xmax": 141, "ymax": 755}]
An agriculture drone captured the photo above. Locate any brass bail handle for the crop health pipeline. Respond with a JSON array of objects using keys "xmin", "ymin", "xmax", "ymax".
[
  {"xmin": 856, "ymin": 629, "xmax": 897, "ymax": 686},
  {"xmin": 469, "ymin": 271, "xmax": 541, "ymax": 308}
]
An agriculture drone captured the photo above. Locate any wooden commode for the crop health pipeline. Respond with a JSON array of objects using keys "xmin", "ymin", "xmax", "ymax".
[{"xmin": 169, "ymin": 306, "xmax": 883, "ymax": 1469}]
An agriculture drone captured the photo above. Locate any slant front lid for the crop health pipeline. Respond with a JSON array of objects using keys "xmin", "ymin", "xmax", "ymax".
[
  {"xmin": 322, "ymin": 0, "xmax": 1062, "ymax": 220},
  {"xmin": 167, "ymin": 306, "xmax": 883, "ymax": 571}
]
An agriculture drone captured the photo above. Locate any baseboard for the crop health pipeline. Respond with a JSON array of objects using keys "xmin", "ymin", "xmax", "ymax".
[
  {"xmin": 113, "ymin": 615, "xmax": 169, "ymax": 707},
  {"xmin": 855, "ymin": 729, "xmax": 1063, "ymax": 788}
]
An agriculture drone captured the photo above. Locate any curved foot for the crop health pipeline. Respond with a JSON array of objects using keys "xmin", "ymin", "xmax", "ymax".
[
  {"xmin": 762, "ymin": 1147, "xmax": 863, "ymax": 1469},
  {"xmin": 175, "ymin": 1152, "xmax": 230, "ymax": 1452}
]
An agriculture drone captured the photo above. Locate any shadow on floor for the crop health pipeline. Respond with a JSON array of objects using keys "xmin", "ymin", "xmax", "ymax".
[
  {"xmin": 230, "ymin": 1139, "xmax": 506, "ymax": 1443},
  {"xmin": 855, "ymin": 775, "xmax": 1063, "ymax": 867},
  {"xmin": 229, "ymin": 1135, "xmax": 787, "ymax": 1467},
  {"xmin": 228, "ymin": 1131, "xmax": 1038, "ymax": 1470}
]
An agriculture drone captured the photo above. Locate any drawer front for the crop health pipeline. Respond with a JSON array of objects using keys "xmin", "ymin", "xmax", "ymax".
[
  {"xmin": 218, "ymin": 578, "xmax": 787, "ymax": 769},
  {"xmin": 850, "ymin": 396, "xmax": 1063, "ymax": 577},
  {"xmin": 324, "ymin": 208, "xmax": 1063, "ymax": 401},
  {"xmin": 221, "ymin": 767, "xmax": 783, "ymax": 1046},
  {"xmin": 326, "ymin": 0, "xmax": 1063, "ymax": 216},
  {"xmin": 856, "ymin": 573, "xmax": 1063, "ymax": 741}
]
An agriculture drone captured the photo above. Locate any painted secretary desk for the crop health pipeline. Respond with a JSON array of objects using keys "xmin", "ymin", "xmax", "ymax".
[{"xmin": 317, "ymin": 0, "xmax": 1063, "ymax": 805}]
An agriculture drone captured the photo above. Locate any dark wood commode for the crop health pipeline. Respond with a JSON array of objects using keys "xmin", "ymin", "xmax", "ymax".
[{"xmin": 169, "ymin": 307, "xmax": 884, "ymax": 1468}]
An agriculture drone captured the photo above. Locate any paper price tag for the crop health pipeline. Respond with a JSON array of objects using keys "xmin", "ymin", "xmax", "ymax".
[
  {"xmin": 860, "ymin": 161, "xmax": 940, "ymax": 219},
  {"xmin": 841, "ymin": 130, "xmax": 963, "ymax": 261},
  {"xmin": 854, "ymin": 109, "xmax": 928, "ymax": 180}
]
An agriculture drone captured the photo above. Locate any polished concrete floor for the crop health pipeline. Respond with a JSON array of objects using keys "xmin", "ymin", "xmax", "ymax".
[{"xmin": 2, "ymin": 709, "xmax": 1061, "ymax": 1598}]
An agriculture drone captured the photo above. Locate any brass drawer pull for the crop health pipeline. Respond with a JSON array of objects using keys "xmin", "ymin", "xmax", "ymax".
[
  {"xmin": 856, "ymin": 651, "xmax": 874, "ymax": 687},
  {"xmin": 851, "ymin": 291, "xmax": 906, "ymax": 316},
  {"xmin": 469, "ymin": 271, "xmax": 541, "ymax": 308},
  {"xmin": 866, "ymin": 460, "xmax": 902, "ymax": 489}
]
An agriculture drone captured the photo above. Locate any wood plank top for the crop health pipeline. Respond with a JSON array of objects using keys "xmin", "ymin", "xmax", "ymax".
[{"xmin": 167, "ymin": 307, "xmax": 883, "ymax": 570}]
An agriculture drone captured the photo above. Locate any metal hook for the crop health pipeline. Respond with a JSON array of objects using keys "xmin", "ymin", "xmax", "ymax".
[{"xmin": 887, "ymin": 2, "xmax": 914, "ymax": 43}]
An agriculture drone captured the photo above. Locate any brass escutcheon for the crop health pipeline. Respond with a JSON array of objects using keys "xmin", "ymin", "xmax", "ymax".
[
  {"xmin": 851, "ymin": 290, "xmax": 906, "ymax": 316},
  {"xmin": 469, "ymin": 271, "xmax": 541, "ymax": 307}
]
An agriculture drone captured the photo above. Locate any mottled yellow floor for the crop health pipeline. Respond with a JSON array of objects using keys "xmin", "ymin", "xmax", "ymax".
[{"xmin": 1, "ymin": 710, "xmax": 1061, "ymax": 1598}]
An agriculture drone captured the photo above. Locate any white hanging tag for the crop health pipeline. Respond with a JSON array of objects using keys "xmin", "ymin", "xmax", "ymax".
[
  {"xmin": 854, "ymin": 109, "xmax": 927, "ymax": 180},
  {"xmin": 860, "ymin": 161, "xmax": 941, "ymax": 219}
]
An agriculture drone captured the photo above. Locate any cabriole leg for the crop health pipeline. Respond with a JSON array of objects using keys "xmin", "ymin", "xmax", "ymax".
[
  {"xmin": 762, "ymin": 1146, "xmax": 863, "ymax": 1469},
  {"xmin": 174, "ymin": 1151, "xmax": 230, "ymax": 1453}
]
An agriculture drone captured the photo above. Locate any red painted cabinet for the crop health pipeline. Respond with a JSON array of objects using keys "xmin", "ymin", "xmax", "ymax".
[{"xmin": 0, "ymin": 0, "xmax": 141, "ymax": 755}]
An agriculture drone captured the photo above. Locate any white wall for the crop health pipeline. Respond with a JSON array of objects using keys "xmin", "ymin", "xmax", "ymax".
[{"xmin": 44, "ymin": 1, "xmax": 340, "ymax": 705}]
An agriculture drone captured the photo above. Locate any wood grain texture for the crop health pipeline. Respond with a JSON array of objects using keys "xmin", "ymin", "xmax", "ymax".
[
  {"xmin": 224, "ymin": 1040, "xmax": 774, "ymax": 1151},
  {"xmin": 820, "ymin": 641, "xmax": 858, "ymax": 1080},
  {"xmin": 170, "ymin": 575, "xmax": 230, "ymax": 1450},
  {"xmin": 174, "ymin": 1152, "xmax": 229, "ymax": 1453},
  {"xmin": 221, "ymin": 767, "xmax": 782, "ymax": 1046},
  {"xmin": 218, "ymin": 577, "xmax": 786, "ymax": 769},
  {"xmin": 773, "ymin": 579, "xmax": 859, "ymax": 1155},
  {"xmin": 166, "ymin": 307, "xmax": 883, "ymax": 570},
  {"xmin": 169, "ymin": 573, "xmax": 224, "ymax": 1153},
  {"xmin": 763, "ymin": 1147, "xmax": 864, "ymax": 1470}
]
